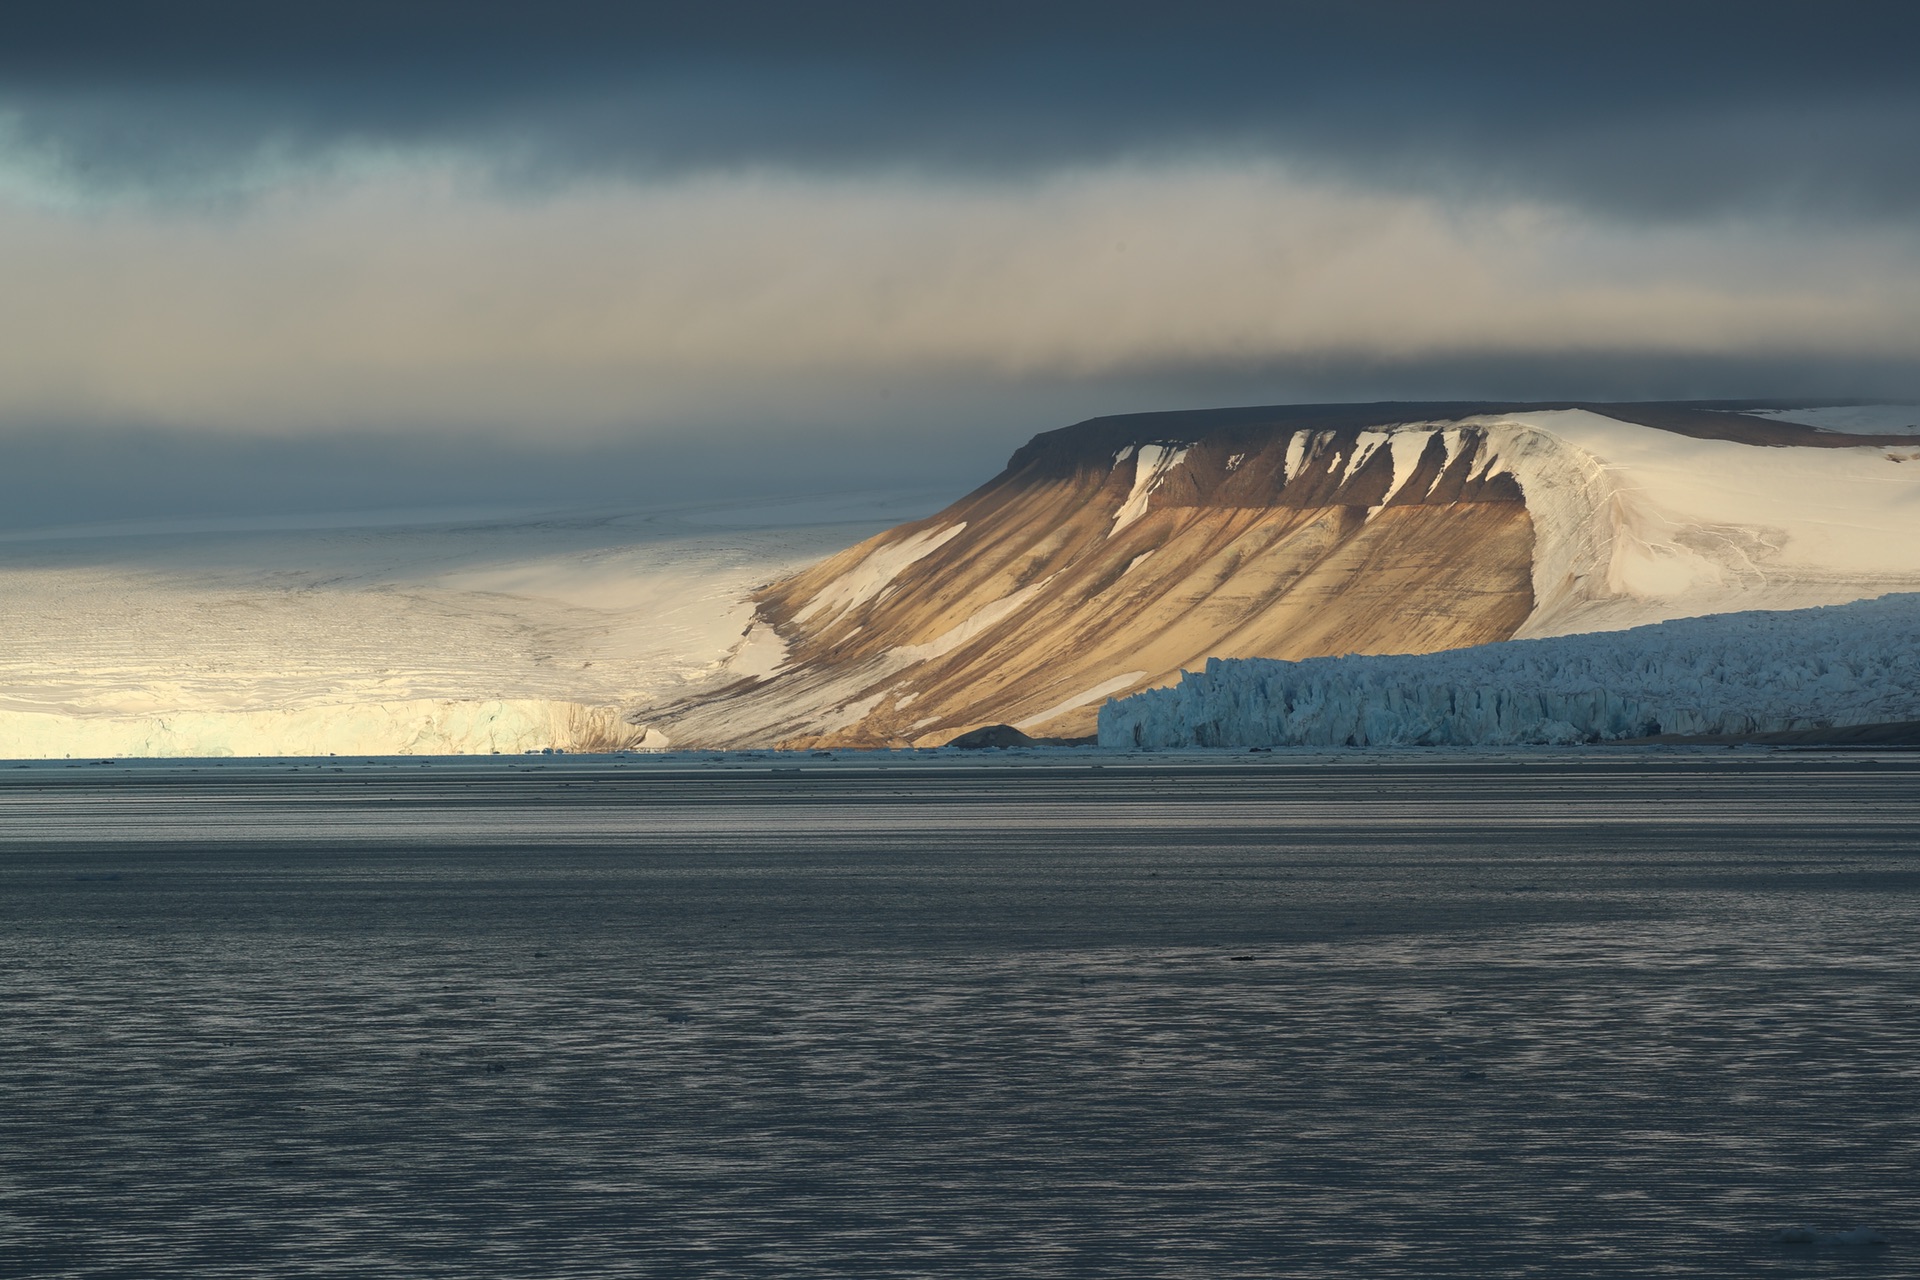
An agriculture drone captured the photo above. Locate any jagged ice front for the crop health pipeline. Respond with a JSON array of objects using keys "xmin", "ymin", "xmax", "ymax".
[{"xmin": 1097, "ymin": 593, "xmax": 1920, "ymax": 748}]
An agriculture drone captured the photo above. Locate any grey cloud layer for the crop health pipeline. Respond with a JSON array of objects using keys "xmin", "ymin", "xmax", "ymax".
[
  {"xmin": 5, "ymin": 2, "xmax": 1918, "ymax": 217},
  {"xmin": 4, "ymin": 1, "xmax": 1918, "ymax": 523},
  {"xmin": 7, "ymin": 163, "xmax": 1916, "ymax": 437}
]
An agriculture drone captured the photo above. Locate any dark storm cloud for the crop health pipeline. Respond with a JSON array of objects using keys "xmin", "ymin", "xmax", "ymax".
[
  {"xmin": 6, "ymin": 1, "xmax": 1918, "ymax": 216},
  {"xmin": 2, "ymin": 0, "xmax": 1916, "ymax": 528}
]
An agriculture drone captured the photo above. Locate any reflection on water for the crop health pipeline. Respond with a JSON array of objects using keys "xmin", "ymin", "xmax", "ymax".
[{"xmin": 1, "ymin": 752, "xmax": 1915, "ymax": 1277}]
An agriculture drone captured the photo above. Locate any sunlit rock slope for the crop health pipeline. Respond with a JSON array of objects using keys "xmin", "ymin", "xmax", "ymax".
[{"xmin": 650, "ymin": 400, "xmax": 1920, "ymax": 749}]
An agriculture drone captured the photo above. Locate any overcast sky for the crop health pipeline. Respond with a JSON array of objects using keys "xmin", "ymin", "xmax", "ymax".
[{"xmin": 4, "ymin": 1, "xmax": 1918, "ymax": 525}]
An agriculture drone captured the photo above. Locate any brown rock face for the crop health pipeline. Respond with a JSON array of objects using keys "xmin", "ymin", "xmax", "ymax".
[{"xmin": 644, "ymin": 399, "xmax": 1859, "ymax": 749}]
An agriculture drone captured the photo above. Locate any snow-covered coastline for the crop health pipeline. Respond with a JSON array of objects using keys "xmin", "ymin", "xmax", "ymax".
[
  {"xmin": 0, "ymin": 699, "xmax": 663, "ymax": 759},
  {"xmin": 1097, "ymin": 594, "xmax": 1920, "ymax": 749},
  {"xmin": 0, "ymin": 492, "xmax": 943, "ymax": 759}
]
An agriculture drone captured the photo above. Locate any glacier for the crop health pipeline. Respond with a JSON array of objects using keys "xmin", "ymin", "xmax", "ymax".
[
  {"xmin": 1097, "ymin": 593, "xmax": 1920, "ymax": 749},
  {"xmin": 0, "ymin": 491, "xmax": 944, "ymax": 759},
  {"xmin": 0, "ymin": 699, "xmax": 660, "ymax": 759}
]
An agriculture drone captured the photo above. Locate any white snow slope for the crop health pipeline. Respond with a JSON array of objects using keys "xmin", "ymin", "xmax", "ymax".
[
  {"xmin": 0, "ymin": 492, "xmax": 942, "ymax": 758},
  {"xmin": 1408, "ymin": 409, "xmax": 1920, "ymax": 637},
  {"xmin": 1098, "ymin": 592, "xmax": 1920, "ymax": 749}
]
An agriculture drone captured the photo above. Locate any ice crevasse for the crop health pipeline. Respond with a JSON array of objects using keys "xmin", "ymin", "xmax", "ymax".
[{"xmin": 1097, "ymin": 593, "xmax": 1920, "ymax": 748}]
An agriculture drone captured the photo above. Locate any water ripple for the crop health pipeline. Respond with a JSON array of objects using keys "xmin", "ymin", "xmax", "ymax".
[{"xmin": 1, "ymin": 752, "xmax": 1915, "ymax": 1277}]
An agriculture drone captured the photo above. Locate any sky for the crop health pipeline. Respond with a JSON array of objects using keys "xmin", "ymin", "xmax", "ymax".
[{"xmin": 4, "ymin": 1, "xmax": 1918, "ymax": 526}]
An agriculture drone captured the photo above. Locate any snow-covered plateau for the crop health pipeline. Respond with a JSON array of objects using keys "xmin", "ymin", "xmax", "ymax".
[
  {"xmin": 1407, "ymin": 408, "xmax": 1920, "ymax": 637},
  {"xmin": 1098, "ymin": 593, "xmax": 1920, "ymax": 749},
  {"xmin": 0, "ymin": 492, "xmax": 943, "ymax": 758}
]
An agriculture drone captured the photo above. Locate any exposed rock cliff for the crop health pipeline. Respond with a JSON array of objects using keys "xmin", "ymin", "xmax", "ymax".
[{"xmin": 646, "ymin": 401, "xmax": 1920, "ymax": 748}]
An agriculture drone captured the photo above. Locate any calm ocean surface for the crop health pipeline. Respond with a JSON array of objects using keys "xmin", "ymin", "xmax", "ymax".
[{"xmin": 2, "ymin": 750, "xmax": 1915, "ymax": 1277}]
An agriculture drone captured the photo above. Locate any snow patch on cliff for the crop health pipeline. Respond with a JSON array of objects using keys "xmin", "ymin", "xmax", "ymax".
[
  {"xmin": 1281, "ymin": 433, "xmax": 1308, "ymax": 483},
  {"xmin": 889, "ymin": 575, "xmax": 1056, "ymax": 663},
  {"xmin": 1017, "ymin": 671, "xmax": 1148, "ymax": 732},
  {"xmin": 1385, "ymin": 434, "xmax": 1426, "ymax": 503},
  {"xmin": 1344, "ymin": 431, "xmax": 1391, "ymax": 482},
  {"xmin": 1112, "ymin": 445, "xmax": 1191, "ymax": 535},
  {"xmin": 723, "ymin": 620, "xmax": 789, "ymax": 681},
  {"xmin": 794, "ymin": 522, "xmax": 966, "ymax": 623},
  {"xmin": 1099, "ymin": 593, "xmax": 1920, "ymax": 749},
  {"xmin": 1352, "ymin": 431, "xmax": 1427, "ymax": 517}
]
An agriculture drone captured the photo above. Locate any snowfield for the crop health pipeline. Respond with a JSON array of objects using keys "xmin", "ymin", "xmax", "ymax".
[
  {"xmin": 1098, "ymin": 593, "xmax": 1920, "ymax": 749},
  {"xmin": 0, "ymin": 492, "xmax": 941, "ymax": 758},
  {"xmin": 1741, "ymin": 403, "xmax": 1920, "ymax": 435},
  {"xmin": 0, "ymin": 699, "xmax": 666, "ymax": 759},
  {"xmin": 1414, "ymin": 410, "xmax": 1920, "ymax": 638}
]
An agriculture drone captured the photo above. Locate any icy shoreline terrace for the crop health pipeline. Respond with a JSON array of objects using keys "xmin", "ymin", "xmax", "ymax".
[{"xmin": 1097, "ymin": 593, "xmax": 1920, "ymax": 749}]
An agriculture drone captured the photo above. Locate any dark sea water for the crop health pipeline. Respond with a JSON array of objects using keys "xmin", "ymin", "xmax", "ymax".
[{"xmin": 2, "ymin": 750, "xmax": 1916, "ymax": 1278}]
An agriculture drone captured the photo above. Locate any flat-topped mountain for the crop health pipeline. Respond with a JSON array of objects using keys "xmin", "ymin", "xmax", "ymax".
[{"xmin": 646, "ymin": 400, "xmax": 1920, "ymax": 749}]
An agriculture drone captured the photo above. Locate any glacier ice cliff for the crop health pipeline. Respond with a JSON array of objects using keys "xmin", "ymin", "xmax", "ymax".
[{"xmin": 1097, "ymin": 594, "xmax": 1920, "ymax": 748}]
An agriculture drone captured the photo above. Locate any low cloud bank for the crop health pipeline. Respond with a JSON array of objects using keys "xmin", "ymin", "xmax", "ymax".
[{"xmin": 4, "ymin": 161, "xmax": 1917, "ymax": 437}]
